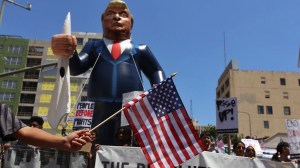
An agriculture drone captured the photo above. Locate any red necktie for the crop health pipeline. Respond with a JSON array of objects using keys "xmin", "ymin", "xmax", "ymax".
[{"xmin": 111, "ymin": 40, "xmax": 121, "ymax": 60}]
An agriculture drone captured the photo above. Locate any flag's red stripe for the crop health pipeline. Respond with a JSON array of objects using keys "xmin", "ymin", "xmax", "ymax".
[
  {"xmin": 131, "ymin": 103, "xmax": 165, "ymax": 168},
  {"xmin": 180, "ymin": 107, "xmax": 202, "ymax": 152},
  {"xmin": 124, "ymin": 108, "xmax": 153, "ymax": 164},
  {"xmin": 172, "ymin": 109, "xmax": 199, "ymax": 156},
  {"xmin": 124, "ymin": 103, "xmax": 131, "ymax": 109},
  {"xmin": 158, "ymin": 115, "xmax": 183, "ymax": 165},
  {"xmin": 123, "ymin": 93, "xmax": 147, "ymax": 109},
  {"xmin": 140, "ymin": 99, "xmax": 174, "ymax": 167},
  {"xmin": 164, "ymin": 114, "xmax": 190, "ymax": 160}
]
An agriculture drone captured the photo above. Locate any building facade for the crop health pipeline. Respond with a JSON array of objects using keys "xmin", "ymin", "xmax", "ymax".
[
  {"xmin": 0, "ymin": 32, "xmax": 102, "ymax": 134},
  {"xmin": 216, "ymin": 60, "xmax": 300, "ymax": 139},
  {"xmin": 0, "ymin": 35, "xmax": 28, "ymax": 114}
]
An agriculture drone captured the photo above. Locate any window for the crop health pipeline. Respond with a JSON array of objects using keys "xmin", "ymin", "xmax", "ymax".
[
  {"xmin": 0, "ymin": 93, "xmax": 15, "ymax": 101},
  {"xmin": 2, "ymin": 80, "xmax": 17, "ymax": 89},
  {"xmin": 26, "ymin": 58, "xmax": 42, "ymax": 67},
  {"xmin": 265, "ymin": 91, "xmax": 270, "ymax": 98},
  {"xmin": 83, "ymin": 85, "xmax": 88, "ymax": 92},
  {"xmin": 298, "ymin": 79, "xmax": 300, "ymax": 86},
  {"xmin": 266, "ymin": 106, "xmax": 273, "ymax": 115},
  {"xmin": 17, "ymin": 106, "xmax": 33, "ymax": 117},
  {"xmin": 261, "ymin": 77, "xmax": 266, "ymax": 84},
  {"xmin": 280, "ymin": 78, "xmax": 286, "ymax": 86},
  {"xmin": 263, "ymin": 121, "xmax": 269, "ymax": 129},
  {"xmin": 8, "ymin": 45, "xmax": 23, "ymax": 54},
  {"xmin": 284, "ymin": 106, "xmax": 291, "ymax": 115},
  {"xmin": 6, "ymin": 57, "xmax": 21, "ymax": 65},
  {"xmin": 0, "ymin": 45, "xmax": 4, "ymax": 49},
  {"xmin": 22, "ymin": 81, "xmax": 38, "ymax": 91},
  {"xmin": 283, "ymin": 92, "xmax": 289, "ymax": 100},
  {"xmin": 221, "ymin": 85, "xmax": 224, "ymax": 94},
  {"xmin": 225, "ymin": 91, "xmax": 230, "ymax": 98},
  {"xmin": 4, "ymin": 68, "xmax": 19, "ymax": 77},
  {"xmin": 24, "ymin": 70, "xmax": 39, "ymax": 79},
  {"xmin": 257, "ymin": 105, "xmax": 264, "ymax": 114},
  {"xmin": 76, "ymin": 38, "xmax": 84, "ymax": 45},
  {"xmin": 28, "ymin": 46, "xmax": 44, "ymax": 56},
  {"xmin": 216, "ymin": 91, "xmax": 220, "ymax": 98},
  {"xmin": 20, "ymin": 94, "xmax": 36, "ymax": 104},
  {"xmin": 225, "ymin": 79, "xmax": 229, "ymax": 88},
  {"xmin": 88, "ymin": 38, "xmax": 100, "ymax": 42},
  {"xmin": 81, "ymin": 96, "xmax": 88, "ymax": 101}
]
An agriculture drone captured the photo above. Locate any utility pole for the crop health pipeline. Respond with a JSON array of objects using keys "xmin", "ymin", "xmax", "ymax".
[
  {"xmin": 223, "ymin": 32, "xmax": 227, "ymax": 68},
  {"xmin": 0, "ymin": 0, "xmax": 31, "ymax": 27},
  {"xmin": 189, "ymin": 99, "xmax": 193, "ymax": 119}
]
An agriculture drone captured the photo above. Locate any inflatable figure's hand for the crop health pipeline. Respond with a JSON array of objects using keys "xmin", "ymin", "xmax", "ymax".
[{"xmin": 51, "ymin": 34, "xmax": 77, "ymax": 57}]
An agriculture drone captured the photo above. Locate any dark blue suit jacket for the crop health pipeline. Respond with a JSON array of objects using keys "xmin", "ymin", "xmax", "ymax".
[{"xmin": 69, "ymin": 39, "xmax": 165, "ymax": 145}]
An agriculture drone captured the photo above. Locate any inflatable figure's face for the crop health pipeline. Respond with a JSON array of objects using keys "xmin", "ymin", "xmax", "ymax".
[{"xmin": 102, "ymin": 7, "xmax": 132, "ymax": 40}]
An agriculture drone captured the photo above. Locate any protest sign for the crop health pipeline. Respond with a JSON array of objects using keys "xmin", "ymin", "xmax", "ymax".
[
  {"xmin": 285, "ymin": 119, "xmax": 300, "ymax": 159},
  {"xmin": 72, "ymin": 101, "xmax": 94, "ymax": 131},
  {"xmin": 121, "ymin": 91, "xmax": 143, "ymax": 126},
  {"xmin": 216, "ymin": 97, "xmax": 238, "ymax": 133},
  {"xmin": 241, "ymin": 139, "xmax": 263, "ymax": 155}
]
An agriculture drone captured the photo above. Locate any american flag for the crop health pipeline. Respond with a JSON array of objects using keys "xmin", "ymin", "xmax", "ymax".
[{"xmin": 123, "ymin": 77, "xmax": 203, "ymax": 168}]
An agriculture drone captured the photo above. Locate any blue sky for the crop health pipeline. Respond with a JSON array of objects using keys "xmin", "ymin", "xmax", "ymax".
[{"xmin": 2, "ymin": 0, "xmax": 300, "ymax": 126}]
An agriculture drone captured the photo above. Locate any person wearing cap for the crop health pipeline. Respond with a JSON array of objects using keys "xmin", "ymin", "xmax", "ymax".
[{"xmin": 51, "ymin": 0, "xmax": 165, "ymax": 145}]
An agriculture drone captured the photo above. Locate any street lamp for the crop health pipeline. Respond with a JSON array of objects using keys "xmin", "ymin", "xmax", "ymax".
[
  {"xmin": 0, "ymin": 0, "xmax": 31, "ymax": 27},
  {"xmin": 239, "ymin": 111, "xmax": 252, "ymax": 138}
]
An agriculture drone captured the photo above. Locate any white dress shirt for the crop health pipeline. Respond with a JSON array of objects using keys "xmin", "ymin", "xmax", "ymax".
[{"xmin": 103, "ymin": 38, "xmax": 132, "ymax": 55}]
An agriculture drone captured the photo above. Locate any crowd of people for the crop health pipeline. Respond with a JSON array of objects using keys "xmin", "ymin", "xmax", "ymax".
[
  {"xmin": 199, "ymin": 131, "xmax": 299, "ymax": 164},
  {"xmin": 0, "ymin": 102, "xmax": 298, "ymax": 167}
]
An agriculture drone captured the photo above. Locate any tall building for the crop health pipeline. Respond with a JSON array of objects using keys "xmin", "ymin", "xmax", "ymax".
[
  {"xmin": 216, "ymin": 60, "xmax": 300, "ymax": 139},
  {"xmin": 0, "ymin": 35, "xmax": 29, "ymax": 114},
  {"xmin": 0, "ymin": 32, "xmax": 102, "ymax": 134}
]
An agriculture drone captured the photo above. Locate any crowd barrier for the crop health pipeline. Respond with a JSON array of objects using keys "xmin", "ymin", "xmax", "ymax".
[
  {"xmin": 96, "ymin": 146, "xmax": 298, "ymax": 168},
  {"xmin": 1, "ymin": 145, "xmax": 299, "ymax": 168},
  {"xmin": 1, "ymin": 146, "xmax": 88, "ymax": 168}
]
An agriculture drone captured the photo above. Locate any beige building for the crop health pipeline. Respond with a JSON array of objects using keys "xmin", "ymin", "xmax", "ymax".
[{"xmin": 216, "ymin": 60, "xmax": 300, "ymax": 139}]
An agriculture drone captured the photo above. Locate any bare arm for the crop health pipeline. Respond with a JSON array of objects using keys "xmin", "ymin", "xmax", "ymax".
[{"xmin": 13, "ymin": 126, "xmax": 91, "ymax": 151}]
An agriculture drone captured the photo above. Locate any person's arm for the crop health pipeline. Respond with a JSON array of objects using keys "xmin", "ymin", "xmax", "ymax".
[
  {"xmin": 138, "ymin": 45, "xmax": 166, "ymax": 85},
  {"xmin": 13, "ymin": 126, "xmax": 91, "ymax": 151}
]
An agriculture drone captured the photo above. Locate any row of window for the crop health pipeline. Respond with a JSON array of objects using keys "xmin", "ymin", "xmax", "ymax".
[
  {"xmin": 4, "ymin": 68, "xmax": 19, "ymax": 77},
  {"xmin": 257, "ymin": 105, "xmax": 290, "ymax": 115},
  {"xmin": 5, "ymin": 57, "xmax": 22, "ymax": 65},
  {"xmin": 0, "ymin": 93, "xmax": 15, "ymax": 101},
  {"xmin": 2, "ymin": 80, "xmax": 17, "ymax": 89},
  {"xmin": 261, "ymin": 77, "xmax": 300, "ymax": 86},
  {"xmin": 261, "ymin": 77, "xmax": 287, "ymax": 85},
  {"xmin": 264, "ymin": 91, "xmax": 289, "ymax": 99},
  {"xmin": 0, "ymin": 45, "xmax": 44, "ymax": 56},
  {"xmin": 4, "ymin": 57, "xmax": 43, "ymax": 66},
  {"xmin": 0, "ymin": 45, "xmax": 25, "ymax": 55},
  {"xmin": 8, "ymin": 45, "xmax": 23, "ymax": 54},
  {"xmin": 28, "ymin": 46, "xmax": 44, "ymax": 56},
  {"xmin": 76, "ymin": 38, "xmax": 100, "ymax": 45}
]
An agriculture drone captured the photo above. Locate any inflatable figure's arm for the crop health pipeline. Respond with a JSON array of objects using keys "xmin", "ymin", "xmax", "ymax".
[
  {"xmin": 139, "ymin": 45, "xmax": 166, "ymax": 85},
  {"xmin": 69, "ymin": 41, "xmax": 97, "ymax": 75},
  {"xmin": 51, "ymin": 34, "xmax": 77, "ymax": 57}
]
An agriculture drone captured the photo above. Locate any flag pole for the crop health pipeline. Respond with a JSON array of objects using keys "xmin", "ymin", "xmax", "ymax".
[
  {"xmin": 90, "ymin": 107, "xmax": 125, "ymax": 132},
  {"xmin": 89, "ymin": 72, "xmax": 178, "ymax": 132}
]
